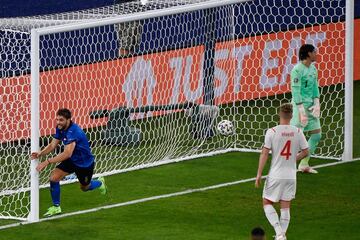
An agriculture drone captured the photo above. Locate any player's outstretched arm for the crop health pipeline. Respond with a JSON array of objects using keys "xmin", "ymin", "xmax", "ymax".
[
  {"xmin": 255, "ymin": 147, "xmax": 270, "ymax": 188},
  {"xmin": 36, "ymin": 142, "xmax": 75, "ymax": 172},
  {"xmin": 291, "ymin": 69, "xmax": 308, "ymax": 127},
  {"xmin": 48, "ymin": 142, "xmax": 75, "ymax": 164},
  {"xmin": 296, "ymin": 148, "xmax": 309, "ymax": 162},
  {"xmin": 31, "ymin": 138, "xmax": 60, "ymax": 159},
  {"xmin": 297, "ymin": 130, "xmax": 309, "ymax": 162}
]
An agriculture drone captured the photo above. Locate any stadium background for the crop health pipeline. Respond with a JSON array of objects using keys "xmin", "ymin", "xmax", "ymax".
[
  {"xmin": 0, "ymin": 0, "xmax": 359, "ymax": 142},
  {"xmin": 1, "ymin": 0, "xmax": 359, "ymax": 74}
]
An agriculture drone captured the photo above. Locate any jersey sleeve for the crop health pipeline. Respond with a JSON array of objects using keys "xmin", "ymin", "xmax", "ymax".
[
  {"xmin": 53, "ymin": 128, "xmax": 61, "ymax": 140},
  {"xmin": 263, "ymin": 129, "xmax": 274, "ymax": 150},
  {"xmin": 312, "ymin": 69, "xmax": 320, "ymax": 99},
  {"xmin": 290, "ymin": 67, "xmax": 302, "ymax": 104},
  {"xmin": 64, "ymin": 130, "xmax": 78, "ymax": 145},
  {"xmin": 298, "ymin": 129, "xmax": 309, "ymax": 150}
]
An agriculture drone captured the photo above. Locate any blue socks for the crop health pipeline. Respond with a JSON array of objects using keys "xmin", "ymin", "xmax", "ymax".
[
  {"xmin": 87, "ymin": 180, "xmax": 102, "ymax": 191},
  {"xmin": 50, "ymin": 181, "xmax": 60, "ymax": 206},
  {"xmin": 50, "ymin": 179, "xmax": 102, "ymax": 207},
  {"xmin": 50, "ymin": 179, "xmax": 102, "ymax": 206}
]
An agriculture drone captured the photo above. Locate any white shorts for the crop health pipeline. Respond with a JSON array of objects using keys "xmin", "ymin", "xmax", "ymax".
[{"xmin": 262, "ymin": 178, "xmax": 296, "ymax": 202}]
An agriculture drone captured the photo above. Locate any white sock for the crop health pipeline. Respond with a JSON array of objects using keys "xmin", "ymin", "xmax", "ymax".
[
  {"xmin": 264, "ymin": 204, "xmax": 283, "ymax": 236},
  {"xmin": 280, "ymin": 208, "xmax": 290, "ymax": 234}
]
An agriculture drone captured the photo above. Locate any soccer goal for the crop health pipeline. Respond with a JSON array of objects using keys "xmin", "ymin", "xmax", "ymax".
[{"xmin": 0, "ymin": 0, "xmax": 354, "ymax": 222}]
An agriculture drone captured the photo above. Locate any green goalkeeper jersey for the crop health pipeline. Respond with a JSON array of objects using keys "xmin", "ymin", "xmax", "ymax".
[{"xmin": 290, "ymin": 62, "xmax": 320, "ymax": 105}]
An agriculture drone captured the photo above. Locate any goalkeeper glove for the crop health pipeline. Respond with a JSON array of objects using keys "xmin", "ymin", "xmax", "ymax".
[
  {"xmin": 297, "ymin": 104, "xmax": 308, "ymax": 127},
  {"xmin": 309, "ymin": 98, "xmax": 320, "ymax": 118}
]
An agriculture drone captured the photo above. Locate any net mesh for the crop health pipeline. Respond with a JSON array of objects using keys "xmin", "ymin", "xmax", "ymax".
[{"xmin": 0, "ymin": 0, "xmax": 346, "ymax": 219}]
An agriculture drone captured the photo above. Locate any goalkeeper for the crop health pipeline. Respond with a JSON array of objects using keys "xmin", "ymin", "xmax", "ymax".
[{"xmin": 290, "ymin": 44, "xmax": 321, "ymax": 174}]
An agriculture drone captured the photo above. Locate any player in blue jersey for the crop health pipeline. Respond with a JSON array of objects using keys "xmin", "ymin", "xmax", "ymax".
[
  {"xmin": 31, "ymin": 108, "xmax": 107, "ymax": 217},
  {"xmin": 290, "ymin": 44, "xmax": 322, "ymax": 174}
]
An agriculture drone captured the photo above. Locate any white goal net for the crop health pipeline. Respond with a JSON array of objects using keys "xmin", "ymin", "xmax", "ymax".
[{"xmin": 0, "ymin": 0, "xmax": 348, "ymax": 220}]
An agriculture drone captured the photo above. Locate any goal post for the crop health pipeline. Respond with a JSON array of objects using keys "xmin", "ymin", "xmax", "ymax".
[
  {"xmin": 0, "ymin": 0, "xmax": 354, "ymax": 222},
  {"xmin": 29, "ymin": 29, "xmax": 40, "ymax": 223},
  {"xmin": 344, "ymin": 0, "xmax": 354, "ymax": 162}
]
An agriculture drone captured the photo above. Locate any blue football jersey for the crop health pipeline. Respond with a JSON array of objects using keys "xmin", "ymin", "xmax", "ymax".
[{"xmin": 53, "ymin": 122, "xmax": 94, "ymax": 167}]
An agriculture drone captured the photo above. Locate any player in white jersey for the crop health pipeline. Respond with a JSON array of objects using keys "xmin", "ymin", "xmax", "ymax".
[{"xmin": 255, "ymin": 103, "xmax": 309, "ymax": 240}]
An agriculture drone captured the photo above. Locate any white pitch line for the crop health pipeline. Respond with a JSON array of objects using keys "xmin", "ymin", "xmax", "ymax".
[{"xmin": 0, "ymin": 158, "xmax": 359, "ymax": 231}]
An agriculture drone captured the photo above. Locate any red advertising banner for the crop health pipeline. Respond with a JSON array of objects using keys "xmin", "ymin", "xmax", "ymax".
[{"xmin": 1, "ymin": 21, "xmax": 359, "ymax": 142}]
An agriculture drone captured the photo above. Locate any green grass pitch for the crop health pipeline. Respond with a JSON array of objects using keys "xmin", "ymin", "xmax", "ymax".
[{"xmin": 0, "ymin": 154, "xmax": 359, "ymax": 239}]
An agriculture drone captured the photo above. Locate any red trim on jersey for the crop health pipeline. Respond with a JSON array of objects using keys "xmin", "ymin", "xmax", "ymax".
[
  {"xmin": 271, "ymin": 128, "xmax": 276, "ymax": 132},
  {"xmin": 263, "ymin": 146, "xmax": 271, "ymax": 150}
]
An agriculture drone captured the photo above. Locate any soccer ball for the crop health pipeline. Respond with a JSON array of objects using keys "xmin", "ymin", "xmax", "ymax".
[{"xmin": 217, "ymin": 120, "xmax": 234, "ymax": 136}]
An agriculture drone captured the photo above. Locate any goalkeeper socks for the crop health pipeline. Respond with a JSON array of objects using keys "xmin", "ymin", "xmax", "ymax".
[
  {"xmin": 299, "ymin": 156, "xmax": 310, "ymax": 166},
  {"xmin": 280, "ymin": 208, "xmax": 290, "ymax": 234},
  {"xmin": 87, "ymin": 180, "xmax": 102, "ymax": 191},
  {"xmin": 264, "ymin": 204, "xmax": 283, "ymax": 236},
  {"xmin": 308, "ymin": 132, "xmax": 321, "ymax": 154},
  {"xmin": 50, "ymin": 181, "xmax": 60, "ymax": 206},
  {"xmin": 300, "ymin": 132, "xmax": 321, "ymax": 166}
]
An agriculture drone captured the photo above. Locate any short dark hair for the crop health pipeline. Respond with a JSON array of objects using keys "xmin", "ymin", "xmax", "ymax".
[
  {"xmin": 299, "ymin": 44, "xmax": 316, "ymax": 60},
  {"xmin": 251, "ymin": 227, "xmax": 265, "ymax": 236},
  {"xmin": 56, "ymin": 108, "xmax": 72, "ymax": 119},
  {"xmin": 279, "ymin": 103, "xmax": 293, "ymax": 120}
]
